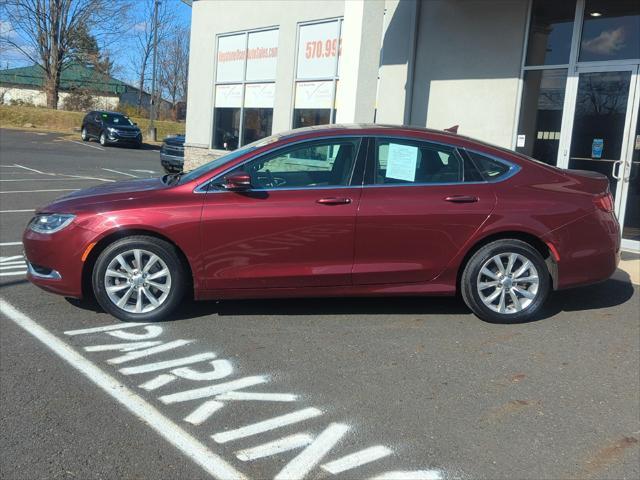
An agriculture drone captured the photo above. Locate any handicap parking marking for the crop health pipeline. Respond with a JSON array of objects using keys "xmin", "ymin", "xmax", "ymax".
[
  {"xmin": 59, "ymin": 320, "xmax": 449, "ymax": 480},
  {"xmin": 0, "ymin": 255, "xmax": 26, "ymax": 277}
]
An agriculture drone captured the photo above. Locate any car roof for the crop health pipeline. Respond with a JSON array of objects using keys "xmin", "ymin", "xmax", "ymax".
[{"xmin": 275, "ymin": 123, "xmax": 506, "ymax": 153}]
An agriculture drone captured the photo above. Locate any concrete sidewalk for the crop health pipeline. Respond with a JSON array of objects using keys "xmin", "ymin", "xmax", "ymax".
[{"xmin": 615, "ymin": 251, "xmax": 640, "ymax": 285}]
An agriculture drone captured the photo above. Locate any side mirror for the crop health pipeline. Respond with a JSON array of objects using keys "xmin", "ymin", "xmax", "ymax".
[{"xmin": 224, "ymin": 172, "xmax": 252, "ymax": 191}]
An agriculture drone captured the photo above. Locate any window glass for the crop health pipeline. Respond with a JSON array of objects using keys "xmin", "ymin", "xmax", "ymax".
[
  {"xmin": 373, "ymin": 139, "xmax": 468, "ymax": 185},
  {"xmin": 579, "ymin": 0, "xmax": 640, "ymax": 62},
  {"xmin": 466, "ymin": 151, "xmax": 511, "ymax": 180},
  {"xmin": 525, "ymin": 0, "xmax": 576, "ymax": 66},
  {"xmin": 213, "ymin": 108, "xmax": 240, "ymax": 150},
  {"xmin": 292, "ymin": 108, "xmax": 332, "ymax": 129},
  {"xmin": 516, "ymin": 69, "xmax": 567, "ymax": 165},
  {"xmin": 228, "ymin": 138, "xmax": 361, "ymax": 189},
  {"xmin": 242, "ymin": 108, "xmax": 273, "ymax": 145}
]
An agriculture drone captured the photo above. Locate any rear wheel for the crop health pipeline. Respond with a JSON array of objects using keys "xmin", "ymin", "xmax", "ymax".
[
  {"xmin": 92, "ymin": 236, "xmax": 186, "ymax": 322},
  {"xmin": 461, "ymin": 239, "xmax": 550, "ymax": 323}
]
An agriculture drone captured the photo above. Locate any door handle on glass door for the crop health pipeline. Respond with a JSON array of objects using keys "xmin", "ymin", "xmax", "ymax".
[
  {"xmin": 612, "ymin": 160, "xmax": 623, "ymax": 180},
  {"xmin": 444, "ymin": 195, "xmax": 478, "ymax": 203},
  {"xmin": 316, "ymin": 197, "xmax": 352, "ymax": 205}
]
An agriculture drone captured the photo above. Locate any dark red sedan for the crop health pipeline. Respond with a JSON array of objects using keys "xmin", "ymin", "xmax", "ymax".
[{"xmin": 23, "ymin": 125, "xmax": 620, "ymax": 323}]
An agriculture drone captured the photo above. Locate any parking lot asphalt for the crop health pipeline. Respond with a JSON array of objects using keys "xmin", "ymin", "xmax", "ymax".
[{"xmin": 1, "ymin": 128, "xmax": 639, "ymax": 480}]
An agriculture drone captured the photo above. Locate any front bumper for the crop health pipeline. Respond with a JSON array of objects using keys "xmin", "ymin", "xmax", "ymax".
[
  {"xmin": 107, "ymin": 131, "xmax": 142, "ymax": 144},
  {"xmin": 160, "ymin": 152, "xmax": 184, "ymax": 173},
  {"xmin": 22, "ymin": 224, "xmax": 96, "ymax": 298}
]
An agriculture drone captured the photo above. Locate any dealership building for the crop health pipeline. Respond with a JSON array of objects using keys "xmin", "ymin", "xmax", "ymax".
[{"xmin": 184, "ymin": 0, "xmax": 639, "ymax": 251}]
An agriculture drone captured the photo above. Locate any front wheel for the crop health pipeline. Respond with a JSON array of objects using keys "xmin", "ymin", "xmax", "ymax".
[
  {"xmin": 81, "ymin": 127, "xmax": 88, "ymax": 141},
  {"xmin": 92, "ymin": 236, "xmax": 186, "ymax": 322},
  {"xmin": 461, "ymin": 239, "xmax": 550, "ymax": 323},
  {"xmin": 99, "ymin": 131, "xmax": 108, "ymax": 146}
]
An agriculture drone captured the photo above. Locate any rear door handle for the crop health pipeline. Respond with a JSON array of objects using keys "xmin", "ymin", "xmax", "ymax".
[
  {"xmin": 316, "ymin": 197, "xmax": 352, "ymax": 205},
  {"xmin": 444, "ymin": 195, "xmax": 479, "ymax": 203}
]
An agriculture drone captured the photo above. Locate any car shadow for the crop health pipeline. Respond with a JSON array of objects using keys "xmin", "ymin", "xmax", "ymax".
[
  {"xmin": 65, "ymin": 275, "xmax": 636, "ymax": 324},
  {"xmin": 108, "ymin": 143, "xmax": 160, "ymax": 151}
]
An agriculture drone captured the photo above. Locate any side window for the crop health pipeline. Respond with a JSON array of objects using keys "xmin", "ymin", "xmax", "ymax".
[
  {"xmin": 373, "ymin": 138, "xmax": 467, "ymax": 185},
  {"xmin": 466, "ymin": 151, "xmax": 511, "ymax": 180},
  {"xmin": 228, "ymin": 138, "xmax": 361, "ymax": 190}
]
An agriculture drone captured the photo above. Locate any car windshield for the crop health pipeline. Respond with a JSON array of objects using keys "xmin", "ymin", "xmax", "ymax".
[
  {"xmin": 101, "ymin": 113, "xmax": 134, "ymax": 126},
  {"xmin": 177, "ymin": 134, "xmax": 282, "ymax": 185}
]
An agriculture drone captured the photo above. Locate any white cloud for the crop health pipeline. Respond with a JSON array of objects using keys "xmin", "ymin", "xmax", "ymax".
[{"xmin": 581, "ymin": 27, "xmax": 627, "ymax": 56}]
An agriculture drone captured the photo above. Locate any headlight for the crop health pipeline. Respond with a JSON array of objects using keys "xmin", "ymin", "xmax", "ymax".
[
  {"xmin": 28, "ymin": 214, "xmax": 75, "ymax": 234},
  {"xmin": 107, "ymin": 127, "xmax": 117, "ymax": 134}
]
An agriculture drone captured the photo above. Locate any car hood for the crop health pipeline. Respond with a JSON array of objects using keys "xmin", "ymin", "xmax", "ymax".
[
  {"xmin": 40, "ymin": 177, "xmax": 167, "ymax": 213},
  {"xmin": 108, "ymin": 124, "xmax": 140, "ymax": 131},
  {"xmin": 164, "ymin": 136, "xmax": 185, "ymax": 147}
]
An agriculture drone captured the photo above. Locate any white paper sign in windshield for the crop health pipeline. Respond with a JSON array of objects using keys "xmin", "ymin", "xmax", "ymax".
[
  {"xmin": 216, "ymin": 34, "xmax": 246, "ymax": 83},
  {"xmin": 297, "ymin": 21, "xmax": 341, "ymax": 80},
  {"xmin": 246, "ymin": 29, "xmax": 279, "ymax": 81},
  {"xmin": 385, "ymin": 143, "xmax": 419, "ymax": 182}
]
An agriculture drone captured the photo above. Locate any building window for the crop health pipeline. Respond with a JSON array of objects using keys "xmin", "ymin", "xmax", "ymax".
[
  {"xmin": 525, "ymin": 0, "xmax": 576, "ymax": 66},
  {"xmin": 579, "ymin": 0, "xmax": 640, "ymax": 62},
  {"xmin": 293, "ymin": 19, "xmax": 343, "ymax": 128},
  {"xmin": 213, "ymin": 29, "xmax": 278, "ymax": 150},
  {"xmin": 516, "ymin": 69, "xmax": 568, "ymax": 165}
]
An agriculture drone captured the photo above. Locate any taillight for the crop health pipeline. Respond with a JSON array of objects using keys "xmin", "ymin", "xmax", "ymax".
[{"xmin": 593, "ymin": 192, "xmax": 614, "ymax": 212}]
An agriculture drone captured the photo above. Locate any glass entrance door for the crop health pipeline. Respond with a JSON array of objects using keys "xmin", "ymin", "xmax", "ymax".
[{"xmin": 561, "ymin": 65, "xmax": 640, "ymax": 251}]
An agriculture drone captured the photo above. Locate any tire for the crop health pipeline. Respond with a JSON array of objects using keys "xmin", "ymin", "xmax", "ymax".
[
  {"xmin": 81, "ymin": 127, "xmax": 88, "ymax": 141},
  {"xmin": 461, "ymin": 239, "xmax": 550, "ymax": 323},
  {"xmin": 99, "ymin": 131, "xmax": 108, "ymax": 146},
  {"xmin": 92, "ymin": 236, "xmax": 187, "ymax": 322}
]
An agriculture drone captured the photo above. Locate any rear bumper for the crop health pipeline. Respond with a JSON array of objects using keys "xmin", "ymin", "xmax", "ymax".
[{"xmin": 544, "ymin": 209, "xmax": 621, "ymax": 290}]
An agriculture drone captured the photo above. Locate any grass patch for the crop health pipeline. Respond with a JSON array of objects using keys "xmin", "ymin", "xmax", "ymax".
[{"xmin": 0, "ymin": 105, "xmax": 184, "ymax": 142}]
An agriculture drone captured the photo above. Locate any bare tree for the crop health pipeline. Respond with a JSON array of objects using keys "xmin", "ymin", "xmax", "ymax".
[
  {"xmin": 0, "ymin": 0, "xmax": 129, "ymax": 108},
  {"xmin": 159, "ymin": 25, "xmax": 189, "ymax": 120},
  {"xmin": 128, "ymin": 0, "xmax": 174, "ymax": 113}
]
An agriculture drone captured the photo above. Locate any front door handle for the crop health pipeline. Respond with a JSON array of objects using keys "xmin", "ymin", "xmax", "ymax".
[
  {"xmin": 316, "ymin": 197, "xmax": 352, "ymax": 205},
  {"xmin": 444, "ymin": 195, "xmax": 478, "ymax": 203}
]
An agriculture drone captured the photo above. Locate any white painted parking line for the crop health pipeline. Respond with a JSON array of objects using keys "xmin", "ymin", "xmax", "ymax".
[
  {"xmin": 12, "ymin": 164, "xmax": 54, "ymax": 175},
  {"xmin": 371, "ymin": 471, "xmax": 443, "ymax": 480},
  {"xmin": 66, "ymin": 139, "xmax": 105, "ymax": 151},
  {"xmin": 274, "ymin": 423, "xmax": 350, "ymax": 480},
  {"xmin": 215, "ymin": 392, "xmax": 298, "ymax": 402},
  {"xmin": 235, "ymin": 434, "xmax": 314, "ymax": 462},
  {"xmin": 321, "ymin": 445, "xmax": 393, "ymax": 474},
  {"xmin": 184, "ymin": 400, "xmax": 225, "ymax": 426},
  {"xmin": 132, "ymin": 169, "xmax": 157, "ymax": 174},
  {"xmin": 0, "ymin": 242, "xmax": 22, "ymax": 246},
  {"xmin": 0, "ymin": 299, "xmax": 247, "ymax": 480},
  {"xmin": 0, "ymin": 188, "xmax": 79, "ymax": 194},
  {"xmin": 0, "ymin": 209, "xmax": 33, "ymax": 213},
  {"xmin": 0, "ymin": 178, "xmax": 97, "ymax": 182},
  {"xmin": 102, "ymin": 168, "xmax": 138, "ymax": 178},
  {"xmin": 212, "ymin": 407, "xmax": 323, "ymax": 444}
]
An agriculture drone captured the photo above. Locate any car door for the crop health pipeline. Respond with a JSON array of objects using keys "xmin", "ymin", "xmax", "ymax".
[
  {"xmin": 199, "ymin": 136, "xmax": 365, "ymax": 290},
  {"xmin": 352, "ymin": 136, "xmax": 497, "ymax": 285}
]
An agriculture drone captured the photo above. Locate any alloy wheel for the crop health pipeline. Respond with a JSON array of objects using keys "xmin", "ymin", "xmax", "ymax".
[
  {"xmin": 476, "ymin": 252, "xmax": 539, "ymax": 314},
  {"xmin": 104, "ymin": 248, "xmax": 172, "ymax": 314}
]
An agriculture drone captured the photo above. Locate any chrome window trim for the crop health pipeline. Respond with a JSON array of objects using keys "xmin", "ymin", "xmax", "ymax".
[
  {"xmin": 193, "ymin": 134, "xmax": 365, "ymax": 193},
  {"xmin": 192, "ymin": 134, "xmax": 522, "ymax": 193},
  {"xmin": 462, "ymin": 148, "xmax": 522, "ymax": 183}
]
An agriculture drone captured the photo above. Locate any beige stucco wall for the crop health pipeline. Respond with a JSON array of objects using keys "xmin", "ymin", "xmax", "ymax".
[
  {"xmin": 406, "ymin": 0, "xmax": 528, "ymax": 148},
  {"xmin": 0, "ymin": 86, "xmax": 119, "ymax": 110}
]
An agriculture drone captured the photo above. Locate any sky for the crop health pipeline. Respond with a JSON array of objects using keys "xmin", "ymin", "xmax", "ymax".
[{"xmin": 1, "ymin": 0, "xmax": 192, "ymax": 87}]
